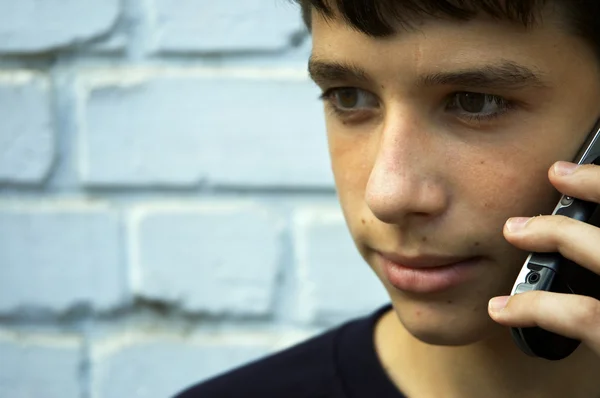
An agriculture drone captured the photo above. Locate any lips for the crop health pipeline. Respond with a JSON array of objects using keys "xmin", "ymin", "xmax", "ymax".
[
  {"xmin": 377, "ymin": 251, "xmax": 482, "ymax": 294},
  {"xmin": 378, "ymin": 251, "xmax": 473, "ymax": 269}
]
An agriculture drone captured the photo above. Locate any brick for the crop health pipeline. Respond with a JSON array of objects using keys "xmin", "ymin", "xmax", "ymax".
[
  {"xmin": 131, "ymin": 203, "xmax": 283, "ymax": 315},
  {"xmin": 0, "ymin": 0, "xmax": 120, "ymax": 53},
  {"xmin": 0, "ymin": 331, "xmax": 81, "ymax": 398},
  {"xmin": 152, "ymin": 0, "xmax": 303, "ymax": 53},
  {"xmin": 0, "ymin": 202, "xmax": 127, "ymax": 313},
  {"xmin": 0, "ymin": 72, "xmax": 53, "ymax": 184},
  {"xmin": 293, "ymin": 208, "xmax": 389, "ymax": 323},
  {"xmin": 87, "ymin": 33, "xmax": 127, "ymax": 52},
  {"xmin": 92, "ymin": 332, "xmax": 272, "ymax": 398},
  {"xmin": 78, "ymin": 69, "xmax": 332, "ymax": 188}
]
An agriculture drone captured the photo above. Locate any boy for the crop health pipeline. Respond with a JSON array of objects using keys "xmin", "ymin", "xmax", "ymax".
[{"xmin": 177, "ymin": 1, "xmax": 600, "ymax": 396}]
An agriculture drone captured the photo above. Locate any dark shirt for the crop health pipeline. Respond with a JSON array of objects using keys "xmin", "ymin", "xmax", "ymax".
[{"xmin": 175, "ymin": 304, "xmax": 407, "ymax": 398}]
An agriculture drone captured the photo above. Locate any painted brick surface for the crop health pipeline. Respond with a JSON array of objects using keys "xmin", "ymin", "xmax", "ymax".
[
  {"xmin": 294, "ymin": 208, "xmax": 389, "ymax": 323},
  {"xmin": 78, "ymin": 71, "xmax": 332, "ymax": 188},
  {"xmin": 0, "ymin": 331, "xmax": 82, "ymax": 398},
  {"xmin": 0, "ymin": 203, "xmax": 127, "ymax": 313},
  {"xmin": 153, "ymin": 0, "xmax": 303, "ymax": 53},
  {"xmin": 92, "ymin": 333, "xmax": 273, "ymax": 398},
  {"xmin": 131, "ymin": 203, "xmax": 283, "ymax": 314},
  {"xmin": 0, "ymin": 0, "xmax": 120, "ymax": 53},
  {"xmin": 0, "ymin": 73, "xmax": 53, "ymax": 184}
]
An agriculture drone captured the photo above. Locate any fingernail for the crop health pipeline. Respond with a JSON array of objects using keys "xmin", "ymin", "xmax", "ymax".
[
  {"xmin": 554, "ymin": 161, "xmax": 579, "ymax": 176},
  {"xmin": 505, "ymin": 217, "xmax": 531, "ymax": 232},
  {"xmin": 489, "ymin": 296, "xmax": 509, "ymax": 312}
]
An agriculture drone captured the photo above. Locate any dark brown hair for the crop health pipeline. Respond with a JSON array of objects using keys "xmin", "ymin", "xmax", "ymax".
[{"xmin": 291, "ymin": 0, "xmax": 600, "ymax": 58}]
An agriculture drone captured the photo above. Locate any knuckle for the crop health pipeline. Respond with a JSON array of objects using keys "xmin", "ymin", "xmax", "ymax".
[
  {"xmin": 527, "ymin": 291, "xmax": 545, "ymax": 313},
  {"xmin": 573, "ymin": 297, "xmax": 600, "ymax": 330},
  {"xmin": 552, "ymin": 216, "xmax": 575, "ymax": 248},
  {"xmin": 578, "ymin": 168, "xmax": 600, "ymax": 203},
  {"xmin": 553, "ymin": 215, "xmax": 573, "ymax": 229},
  {"xmin": 589, "ymin": 188, "xmax": 600, "ymax": 205}
]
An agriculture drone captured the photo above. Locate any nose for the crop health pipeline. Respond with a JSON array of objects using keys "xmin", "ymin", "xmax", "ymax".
[{"xmin": 365, "ymin": 113, "xmax": 449, "ymax": 225}]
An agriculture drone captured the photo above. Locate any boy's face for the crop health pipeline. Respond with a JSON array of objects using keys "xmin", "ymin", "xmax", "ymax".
[{"xmin": 309, "ymin": 6, "xmax": 600, "ymax": 345}]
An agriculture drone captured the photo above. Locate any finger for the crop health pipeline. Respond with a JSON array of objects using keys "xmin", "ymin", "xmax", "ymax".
[
  {"xmin": 504, "ymin": 215, "xmax": 600, "ymax": 275},
  {"xmin": 549, "ymin": 161, "xmax": 600, "ymax": 203},
  {"xmin": 489, "ymin": 292, "xmax": 600, "ymax": 355}
]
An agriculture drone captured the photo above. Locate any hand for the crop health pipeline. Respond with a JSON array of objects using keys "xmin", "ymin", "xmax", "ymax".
[{"xmin": 488, "ymin": 160, "xmax": 600, "ymax": 356}]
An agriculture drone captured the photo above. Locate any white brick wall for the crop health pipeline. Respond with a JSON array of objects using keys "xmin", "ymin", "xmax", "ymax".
[
  {"xmin": 0, "ymin": 72, "xmax": 53, "ymax": 184},
  {"xmin": 0, "ymin": 330, "xmax": 82, "ymax": 398},
  {"xmin": 0, "ymin": 1, "xmax": 390, "ymax": 397},
  {"xmin": 77, "ymin": 69, "xmax": 331, "ymax": 187},
  {"xmin": 0, "ymin": 202, "xmax": 127, "ymax": 313},
  {"xmin": 131, "ymin": 202, "xmax": 283, "ymax": 314},
  {"xmin": 151, "ymin": 0, "xmax": 303, "ymax": 53},
  {"xmin": 0, "ymin": 0, "xmax": 121, "ymax": 53},
  {"xmin": 91, "ymin": 332, "xmax": 275, "ymax": 398}
]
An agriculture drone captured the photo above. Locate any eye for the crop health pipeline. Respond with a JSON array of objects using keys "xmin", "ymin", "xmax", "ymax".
[
  {"xmin": 319, "ymin": 87, "xmax": 379, "ymax": 116},
  {"xmin": 336, "ymin": 88, "xmax": 362, "ymax": 108},
  {"xmin": 458, "ymin": 92, "xmax": 490, "ymax": 113},
  {"xmin": 447, "ymin": 92, "xmax": 513, "ymax": 121}
]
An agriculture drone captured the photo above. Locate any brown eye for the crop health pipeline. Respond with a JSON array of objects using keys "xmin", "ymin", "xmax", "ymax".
[
  {"xmin": 336, "ymin": 88, "xmax": 359, "ymax": 108},
  {"xmin": 446, "ymin": 91, "xmax": 511, "ymax": 122},
  {"xmin": 318, "ymin": 87, "xmax": 380, "ymax": 120},
  {"xmin": 457, "ymin": 92, "xmax": 487, "ymax": 113}
]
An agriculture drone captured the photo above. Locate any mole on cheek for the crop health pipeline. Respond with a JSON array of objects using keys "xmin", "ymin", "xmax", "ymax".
[
  {"xmin": 361, "ymin": 219, "xmax": 366, "ymax": 225},
  {"xmin": 421, "ymin": 236, "xmax": 428, "ymax": 242}
]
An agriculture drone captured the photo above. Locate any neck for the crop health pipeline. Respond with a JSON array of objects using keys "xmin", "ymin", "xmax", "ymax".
[{"xmin": 375, "ymin": 309, "xmax": 600, "ymax": 398}]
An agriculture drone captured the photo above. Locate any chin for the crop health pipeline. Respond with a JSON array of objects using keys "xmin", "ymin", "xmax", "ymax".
[{"xmin": 390, "ymin": 296, "xmax": 503, "ymax": 346}]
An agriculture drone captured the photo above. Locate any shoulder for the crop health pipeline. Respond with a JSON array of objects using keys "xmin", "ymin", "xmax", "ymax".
[{"xmin": 174, "ymin": 326, "xmax": 341, "ymax": 398}]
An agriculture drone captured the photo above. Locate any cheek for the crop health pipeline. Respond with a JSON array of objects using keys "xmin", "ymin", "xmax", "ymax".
[
  {"xmin": 327, "ymin": 129, "xmax": 379, "ymax": 246},
  {"xmin": 460, "ymin": 152, "xmax": 559, "ymax": 221},
  {"xmin": 328, "ymin": 128, "xmax": 374, "ymax": 201}
]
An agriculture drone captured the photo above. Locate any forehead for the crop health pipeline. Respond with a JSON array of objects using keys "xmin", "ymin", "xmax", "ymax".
[{"xmin": 308, "ymin": 6, "xmax": 596, "ymax": 87}]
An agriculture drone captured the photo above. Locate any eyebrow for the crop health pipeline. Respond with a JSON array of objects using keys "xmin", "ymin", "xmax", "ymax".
[
  {"xmin": 308, "ymin": 57, "xmax": 371, "ymax": 86},
  {"xmin": 307, "ymin": 56, "xmax": 549, "ymax": 90}
]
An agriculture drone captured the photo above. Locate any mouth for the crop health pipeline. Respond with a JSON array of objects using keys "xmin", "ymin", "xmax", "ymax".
[{"xmin": 377, "ymin": 251, "xmax": 483, "ymax": 294}]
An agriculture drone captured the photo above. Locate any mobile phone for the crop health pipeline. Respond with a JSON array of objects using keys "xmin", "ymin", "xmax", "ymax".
[{"xmin": 510, "ymin": 118, "xmax": 600, "ymax": 361}]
